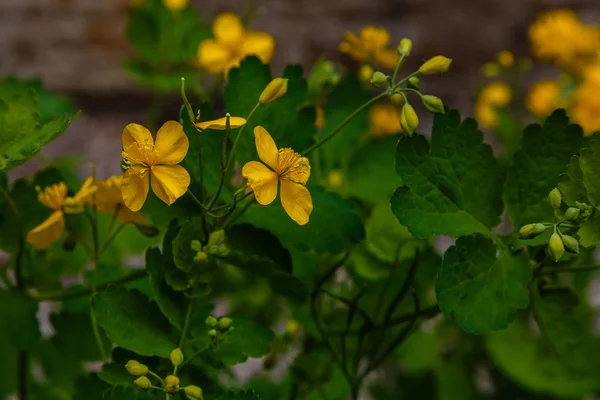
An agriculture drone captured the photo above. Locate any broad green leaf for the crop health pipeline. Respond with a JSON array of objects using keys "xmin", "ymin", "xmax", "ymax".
[
  {"xmin": 346, "ymin": 135, "xmax": 403, "ymax": 203},
  {"xmin": 486, "ymin": 319, "xmax": 600, "ymax": 398},
  {"xmin": 51, "ymin": 312, "xmax": 110, "ymax": 361},
  {"xmin": 558, "ymin": 155, "xmax": 589, "ymax": 206},
  {"xmin": 365, "ymin": 202, "xmax": 416, "ymax": 264},
  {"xmin": 0, "ymin": 289, "xmax": 39, "ymax": 350},
  {"xmin": 504, "ymin": 109, "xmax": 583, "ymax": 227},
  {"xmin": 0, "ymin": 89, "xmax": 78, "ymax": 171},
  {"xmin": 97, "ymin": 363, "xmax": 132, "ymax": 387},
  {"xmin": 73, "ymin": 375, "xmax": 109, "ymax": 400},
  {"xmin": 395, "ymin": 330, "xmax": 440, "ymax": 374},
  {"xmin": 172, "ymin": 220, "xmax": 203, "ymax": 273},
  {"xmin": 32, "ymin": 339, "xmax": 86, "ymax": 400},
  {"xmin": 436, "ymin": 234, "xmax": 531, "ymax": 334},
  {"xmin": 240, "ymin": 186, "xmax": 365, "ymax": 253},
  {"xmin": 224, "ymin": 56, "xmax": 316, "ymax": 166},
  {"xmin": 0, "ymin": 337, "xmax": 16, "ymax": 397},
  {"xmin": 92, "ymin": 287, "xmax": 176, "ymax": 358},
  {"xmin": 579, "ymin": 137, "xmax": 600, "ymax": 209},
  {"xmin": 578, "ymin": 212, "xmax": 600, "ymax": 247},
  {"xmin": 212, "ymin": 316, "xmax": 274, "ymax": 365},
  {"xmin": 436, "ymin": 360, "xmax": 477, "ymax": 400},
  {"xmin": 391, "ymin": 110, "xmax": 502, "ymax": 238}
]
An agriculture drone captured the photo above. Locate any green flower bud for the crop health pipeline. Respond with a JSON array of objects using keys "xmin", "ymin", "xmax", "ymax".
[
  {"xmin": 205, "ymin": 244, "xmax": 230, "ymax": 257},
  {"xmin": 549, "ymin": 233, "xmax": 565, "ymax": 262},
  {"xmin": 259, "ymin": 78, "xmax": 288, "ymax": 104},
  {"xmin": 519, "ymin": 223, "xmax": 546, "ymax": 239},
  {"xmin": 208, "ymin": 230, "xmax": 226, "ymax": 246},
  {"xmin": 407, "ymin": 76, "xmax": 420, "ymax": 90},
  {"xmin": 400, "ymin": 103, "xmax": 419, "ymax": 136},
  {"xmin": 194, "ymin": 251, "xmax": 208, "ymax": 264},
  {"xmin": 208, "ymin": 329, "xmax": 218, "ymax": 338},
  {"xmin": 133, "ymin": 376, "xmax": 152, "ymax": 391},
  {"xmin": 389, "ymin": 93, "xmax": 405, "ymax": 106},
  {"xmin": 164, "ymin": 375, "xmax": 180, "ymax": 394},
  {"xmin": 190, "ymin": 240, "xmax": 203, "ymax": 252},
  {"xmin": 218, "ymin": 317, "xmax": 233, "ymax": 332},
  {"xmin": 184, "ymin": 385, "xmax": 204, "ymax": 400},
  {"xmin": 561, "ymin": 234, "xmax": 579, "ymax": 254},
  {"xmin": 397, "ymin": 38, "xmax": 412, "ymax": 56},
  {"xmin": 548, "ymin": 188, "xmax": 562, "ymax": 209},
  {"xmin": 125, "ymin": 360, "xmax": 148, "ymax": 376},
  {"xmin": 370, "ymin": 71, "xmax": 388, "ymax": 87},
  {"xmin": 575, "ymin": 201, "xmax": 591, "ymax": 211},
  {"xmin": 564, "ymin": 207, "xmax": 581, "ymax": 220},
  {"xmin": 285, "ymin": 320, "xmax": 300, "ymax": 337},
  {"xmin": 419, "ymin": 55, "xmax": 452, "ymax": 75},
  {"xmin": 421, "ymin": 95, "xmax": 445, "ymax": 114},
  {"xmin": 170, "ymin": 348, "xmax": 184, "ymax": 368},
  {"xmin": 205, "ymin": 315, "xmax": 218, "ymax": 327}
]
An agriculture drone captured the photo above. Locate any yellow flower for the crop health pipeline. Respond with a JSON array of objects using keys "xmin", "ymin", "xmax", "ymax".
[
  {"xmin": 197, "ymin": 13, "xmax": 275, "ymax": 76},
  {"xmin": 369, "ymin": 104, "xmax": 402, "ymax": 136},
  {"xmin": 571, "ymin": 83, "xmax": 600, "ymax": 136},
  {"xmin": 195, "ymin": 116, "xmax": 247, "ymax": 130},
  {"xmin": 241, "ymin": 127, "xmax": 313, "ymax": 225},
  {"xmin": 359, "ymin": 64, "xmax": 375, "ymax": 83},
  {"xmin": 121, "ymin": 121, "xmax": 191, "ymax": 212},
  {"xmin": 474, "ymin": 81, "xmax": 512, "ymax": 129},
  {"xmin": 339, "ymin": 26, "xmax": 400, "ymax": 70},
  {"xmin": 481, "ymin": 62, "xmax": 500, "ymax": 77},
  {"xmin": 95, "ymin": 176, "xmax": 148, "ymax": 224},
  {"xmin": 162, "ymin": 0, "xmax": 188, "ymax": 11},
  {"xmin": 496, "ymin": 51, "xmax": 514, "ymax": 68},
  {"xmin": 526, "ymin": 80, "xmax": 562, "ymax": 117},
  {"xmin": 26, "ymin": 178, "xmax": 96, "ymax": 250}
]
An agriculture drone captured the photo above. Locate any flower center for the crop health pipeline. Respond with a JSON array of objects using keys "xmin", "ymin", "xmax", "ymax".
[
  {"xmin": 277, "ymin": 148, "xmax": 310, "ymax": 184},
  {"xmin": 122, "ymin": 141, "xmax": 160, "ymax": 170}
]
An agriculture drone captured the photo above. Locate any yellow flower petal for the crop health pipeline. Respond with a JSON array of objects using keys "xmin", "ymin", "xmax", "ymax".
[
  {"xmin": 360, "ymin": 26, "xmax": 390, "ymax": 49},
  {"xmin": 241, "ymin": 161, "xmax": 279, "ymax": 205},
  {"xmin": 150, "ymin": 165, "xmax": 191, "ymax": 206},
  {"xmin": 241, "ymin": 32, "xmax": 275, "ymax": 64},
  {"xmin": 73, "ymin": 176, "xmax": 97, "ymax": 204},
  {"xmin": 254, "ymin": 126, "xmax": 279, "ymax": 171},
  {"xmin": 95, "ymin": 176, "xmax": 124, "ymax": 213},
  {"xmin": 195, "ymin": 116, "xmax": 247, "ymax": 130},
  {"xmin": 213, "ymin": 13, "xmax": 245, "ymax": 47},
  {"xmin": 154, "ymin": 121, "xmax": 189, "ymax": 165},
  {"xmin": 38, "ymin": 182, "xmax": 68, "ymax": 210},
  {"xmin": 122, "ymin": 166, "xmax": 150, "ymax": 212},
  {"xmin": 374, "ymin": 48, "xmax": 401, "ymax": 70},
  {"xmin": 197, "ymin": 39, "xmax": 232, "ymax": 74},
  {"xmin": 26, "ymin": 210, "xmax": 65, "ymax": 250},
  {"xmin": 280, "ymin": 180, "xmax": 312, "ymax": 226},
  {"xmin": 122, "ymin": 123, "xmax": 154, "ymax": 149}
]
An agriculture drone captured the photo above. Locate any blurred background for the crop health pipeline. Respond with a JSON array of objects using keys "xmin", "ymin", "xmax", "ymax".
[{"xmin": 1, "ymin": 0, "xmax": 600, "ymax": 178}]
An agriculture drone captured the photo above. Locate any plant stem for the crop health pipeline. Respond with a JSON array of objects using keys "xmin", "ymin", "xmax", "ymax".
[
  {"xmin": 179, "ymin": 301, "xmax": 194, "ymax": 349},
  {"xmin": 391, "ymin": 54, "xmax": 405, "ymax": 85},
  {"xmin": 99, "ymin": 223, "xmax": 126, "ymax": 255}
]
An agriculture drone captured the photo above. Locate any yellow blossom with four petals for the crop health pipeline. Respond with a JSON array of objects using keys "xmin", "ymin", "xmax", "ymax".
[
  {"xmin": 339, "ymin": 26, "xmax": 400, "ymax": 70},
  {"xmin": 95, "ymin": 176, "xmax": 148, "ymax": 224},
  {"xmin": 121, "ymin": 121, "xmax": 191, "ymax": 212},
  {"xmin": 242, "ymin": 127, "xmax": 313, "ymax": 225}
]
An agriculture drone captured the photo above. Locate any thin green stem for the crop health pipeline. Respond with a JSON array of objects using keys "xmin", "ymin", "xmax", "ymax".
[
  {"xmin": 391, "ymin": 54, "xmax": 406, "ymax": 85},
  {"xmin": 221, "ymin": 195, "xmax": 255, "ymax": 229},
  {"xmin": 180, "ymin": 78, "xmax": 196, "ymax": 127},
  {"xmin": 197, "ymin": 131, "xmax": 205, "ymax": 203},
  {"xmin": 179, "ymin": 302, "xmax": 194, "ymax": 349},
  {"xmin": 99, "ymin": 223, "xmax": 126, "ymax": 255},
  {"xmin": 148, "ymin": 370, "xmax": 165, "ymax": 386},
  {"xmin": 187, "ymin": 189, "xmax": 204, "ymax": 209}
]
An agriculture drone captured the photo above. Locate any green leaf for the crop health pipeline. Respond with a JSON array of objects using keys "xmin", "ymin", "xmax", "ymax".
[
  {"xmin": 32, "ymin": 339, "xmax": 86, "ymax": 399},
  {"xmin": 365, "ymin": 202, "xmax": 416, "ymax": 264},
  {"xmin": 345, "ymin": 135, "xmax": 403, "ymax": 203},
  {"xmin": 92, "ymin": 286, "xmax": 176, "ymax": 358},
  {"xmin": 579, "ymin": 137, "xmax": 600, "ymax": 209},
  {"xmin": 0, "ymin": 89, "xmax": 78, "ymax": 171},
  {"xmin": 436, "ymin": 234, "xmax": 531, "ymax": 334},
  {"xmin": 504, "ymin": 109, "xmax": 583, "ymax": 227},
  {"xmin": 0, "ymin": 289, "xmax": 39, "ymax": 350},
  {"xmin": 436, "ymin": 360, "xmax": 477, "ymax": 400},
  {"xmin": 240, "ymin": 186, "xmax": 365, "ymax": 253},
  {"xmin": 215, "ymin": 390, "xmax": 261, "ymax": 400},
  {"xmin": 172, "ymin": 220, "xmax": 204, "ymax": 273},
  {"xmin": 51, "ymin": 312, "xmax": 110, "ymax": 361},
  {"xmin": 391, "ymin": 109, "xmax": 503, "ymax": 238},
  {"xmin": 395, "ymin": 330, "xmax": 440, "ymax": 374},
  {"xmin": 558, "ymin": 155, "xmax": 589, "ymax": 207},
  {"xmin": 212, "ymin": 316, "xmax": 274, "ymax": 365},
  {"xmin": 224, "ymin": 56, "xmax": 316, "ymax": 166},
  {"xmin": 578, "ymin": 212, "xmax": 600, "ymax": 247},
  {"xmin": 97, "ymin": 363, "xmax": 132, "ymax": 387}
]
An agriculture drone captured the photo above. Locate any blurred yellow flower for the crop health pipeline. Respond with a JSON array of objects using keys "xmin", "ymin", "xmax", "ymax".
[
  {"xmin": 481, "ymin": 62, "xmax": 500, "ymax": 77},
  {"xmin": 571, "ymin": 71, "xmax": 600, "ymax": 136},
  {"xmin": 121, "ymin": 121, "xmax": 190, "ymax": 212},
  {"xmin": 26, "ymin": 178, "xmax": 96, "ymax": 250},
  {"xmin": 195, "ymin": 116, "xmax": 247, "ymax": 130},
  {"xmin": 369, "ymin": 104, "xmax": 402, "ymax": 136},
  {"xmin": 339, "ymin": 26, "xmax": 400, "ymax": 70},
  {"xmin": 359, "ymin": 64, "xmax": 375, "ymax": 83},
  {"xmin": 328, "ymin": 170, "xmax": 343, "ymax": 189},
  {"xmin": 197, "ymin": 13, "xmax": 275, "ymax": 76},
  {"xmin": 497, "ymin": 51, "xmax": 514, "ymax": 68},
  {"xmin": 315, "ymin": 105, "xmax": 326, "ymax": 128},
  {"xmin": 162, "ymin": 0, "xmax": 188, "ymax": 11},
  {"xmin": 242, "ymin": 126, "xmax": 312, "ymax": 225},
  {"xmin": 526, "ymin": 80, "xmax": 562, "ymax": 117},
  {"xmin": 474, "ymin": 81, "xmax": 512, "ymax": 129},
  {"xmin": 96, "ymin": 176, "xmax": 148, "ymax": 224}
]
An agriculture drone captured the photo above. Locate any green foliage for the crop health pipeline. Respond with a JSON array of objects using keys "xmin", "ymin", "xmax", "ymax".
[
  {"xmin": 558, "ymin": 155, "xmax": 589, "ymax": 206},
  {"xmin": 391, "ymin": 109, "xmax": 503, "ymax": 237},
  {"xmin": 0, "ymin": 290, "xmax": 39, "ymax": 350},
  {"xmin": 211, "ymin": 317, "xmax": 274, "ymax": 365},
  {"xmin": 578, "ymin": 136, "xmax": 600, "ymax": 209}
]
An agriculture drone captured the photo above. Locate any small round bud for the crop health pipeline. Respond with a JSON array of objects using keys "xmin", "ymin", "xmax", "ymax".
[
  {"xmin": 184, "ymin": 385, "xmax": 204, "ymax": 400},
  {"xmin": 328, "ymin": 170, "xmax": 343, "ymax": 189},
  {"xmin": 564, "ymin": 207, "xmax": 581, "ymax": 221},
  {"xmin": 286, "ymin": 320, "xmax": 300, "ymax": 337},
  {"xmin": 208, "ymin": 230, "xmax": 226, "ymax": 246},
  {"xmin": 218, "ymin": 317, "xmax": 233, "ymax": 332},
  {"xmin": 400, "ymin": 103, "xmax": 419, "ymax": 136},
  {"xmin": 575, "ymin": 201, "xmax": 591, "ymax": 211},
  {"xmin": 370, "ymin": 71, "xmax": 388, "ymax": 88},
  {"xmin": 164, "ymin": 375, "xmax": 180, "ymax": 394},
  {"xmin": 133, "ymin": 376, "xmax": 152, "ymax": 391},
  {"xmin": 194, "ymin": 251, "xmax": 208, "ymax": 264},
  {"xmin": 407, "ymin": 76, "xmax": 420, "ymax": 90},
  {"xmin": 549, "ymin": 233, "xmax": 565, "ymax": 262},
  {"xmin": 421, "ymin": 95, "xmax": 444, "ymax": 114},
  {"xmin": 390, "ymin": 93, "xmax": 405, "ymax": 106},
  {"xmin": 419, "ymin": 55, "xmax": 452, "ymax": 75},
  {"xmin": 170, "ymin": 348, "xmax": 184, "ymax": 368},
  {"xmin": 548, "ymin": 188, "xmax": 562, "ymax": 209},
  {"xmin": 205, "ymin": 315, "xmax": 218, "ymax": 327},
  {"xmin": 208, "ymin": 329, "xmax": 218, "ymax": 338},
  {"xmin": 125, "ymin": 360, "xmax": 148, "ymax": 376},
  {"xmin": 519, "ymin": 223, "xmax": 546, "ymax": 239},
  {"xmin": 359, "ymin": 64, "xmax": 374, "ymax": 83},
  {"xmin": 259, "ymin": 78, "xmax": 288, "ymax": 104},
  {"xmin": 561, "ymin": 234, "xmax": 579, "ymax": 254},
  {"xmin": 397, "ymin": 38, "xmax": 412, "ymax": 56},
  {"xmin": 190, "ymin": 240, "xmax": 202, "ymax": 252}
]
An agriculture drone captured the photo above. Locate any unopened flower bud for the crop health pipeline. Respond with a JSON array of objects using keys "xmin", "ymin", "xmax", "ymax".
[
  {"xmin": 184, "ymin": 385, "xmax": 204, "ymax": 400},
  {"xmin": 170, "ymin": 348, "xmax": 184, "ymax": 368},
  {"xmin": 400, "ymin": 103, "xmax": 419, "ymax": 136},
  {"xmin": 564, "ymin": 207, "xmax": 580, "ymax": 221},
  {"xmin": 205, "ymin": 315, "xmax": 218, "ymax": 327},
  {"xmin": 561, "ymin": 234, "xmax": 579, "ymax": 254},
  {"xmin": 218, "ymin": 317, "xmax": 233, "ymax": 331},
  {"xmin": 190, "ymin": 240, "xmax": 202, "ymax": 252},
  {"xmin": 390, "ymin": 93, "xmax": 405, "ymax": 106},
  {"xmin": 208, "ymin": 230, "xmax": 226, "ymax": 246},
  {"xmin": 419, "ymin": 56, "xmax": 452, "ymax": 75},
  {"xmin": 421, "ymin": 95, "xmax": 444, "ymax": 114},
  {"xmin": 359, "ymin": 65, "xmax": 374, "ymax": 83},
  {"xmin": 519, "ymin": 223, "xmax": 546, "ymax": 239},
  {"xmin": 328, "ymin": 170, "xmax": 343, "ymax": 189},
  {"xmin": 407, "ymin": 76, "xmax": 420, "ymax": 90},
  {"xmin": 548, "ymin": 188, "xmax": 562, "ymax": 209},
  {"xmin": 259, "ymin": 78, "xmax": 288, "ymax": 104},
  {"xmin": 194, "ymin": 251, "xmax": 208, "ymax": 264},
  {"xmin": 208, "ymin": 329, "xmax": 218, "ymax": 338},
  {"xmin": 165, "ymin": 375, "xmax": 180, "ymax": 394},
  {"xmin": 549, "ymin": 233, "xmax": 565, "ymax": 262},
  {"xmin": 286, "ymin": 320, "xmax": 300, "ymax": 337},
  {"xmin": 397, "ymin": 38, "xmax": 412, "ymax": 56},
  {"xmin": 575, "ymin": 201, "xmax": 591, "ymax": 211},
  {"xmin": 370, "ymin": 71, "xmax": 388, "ymax": 87},
  {"xmin": 133, "ymin": 376, "xmax": 152, "ymax": 391},
  {"xmin": 125, "ymin": 360, "xmax": 148, "ymax": 376}
]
